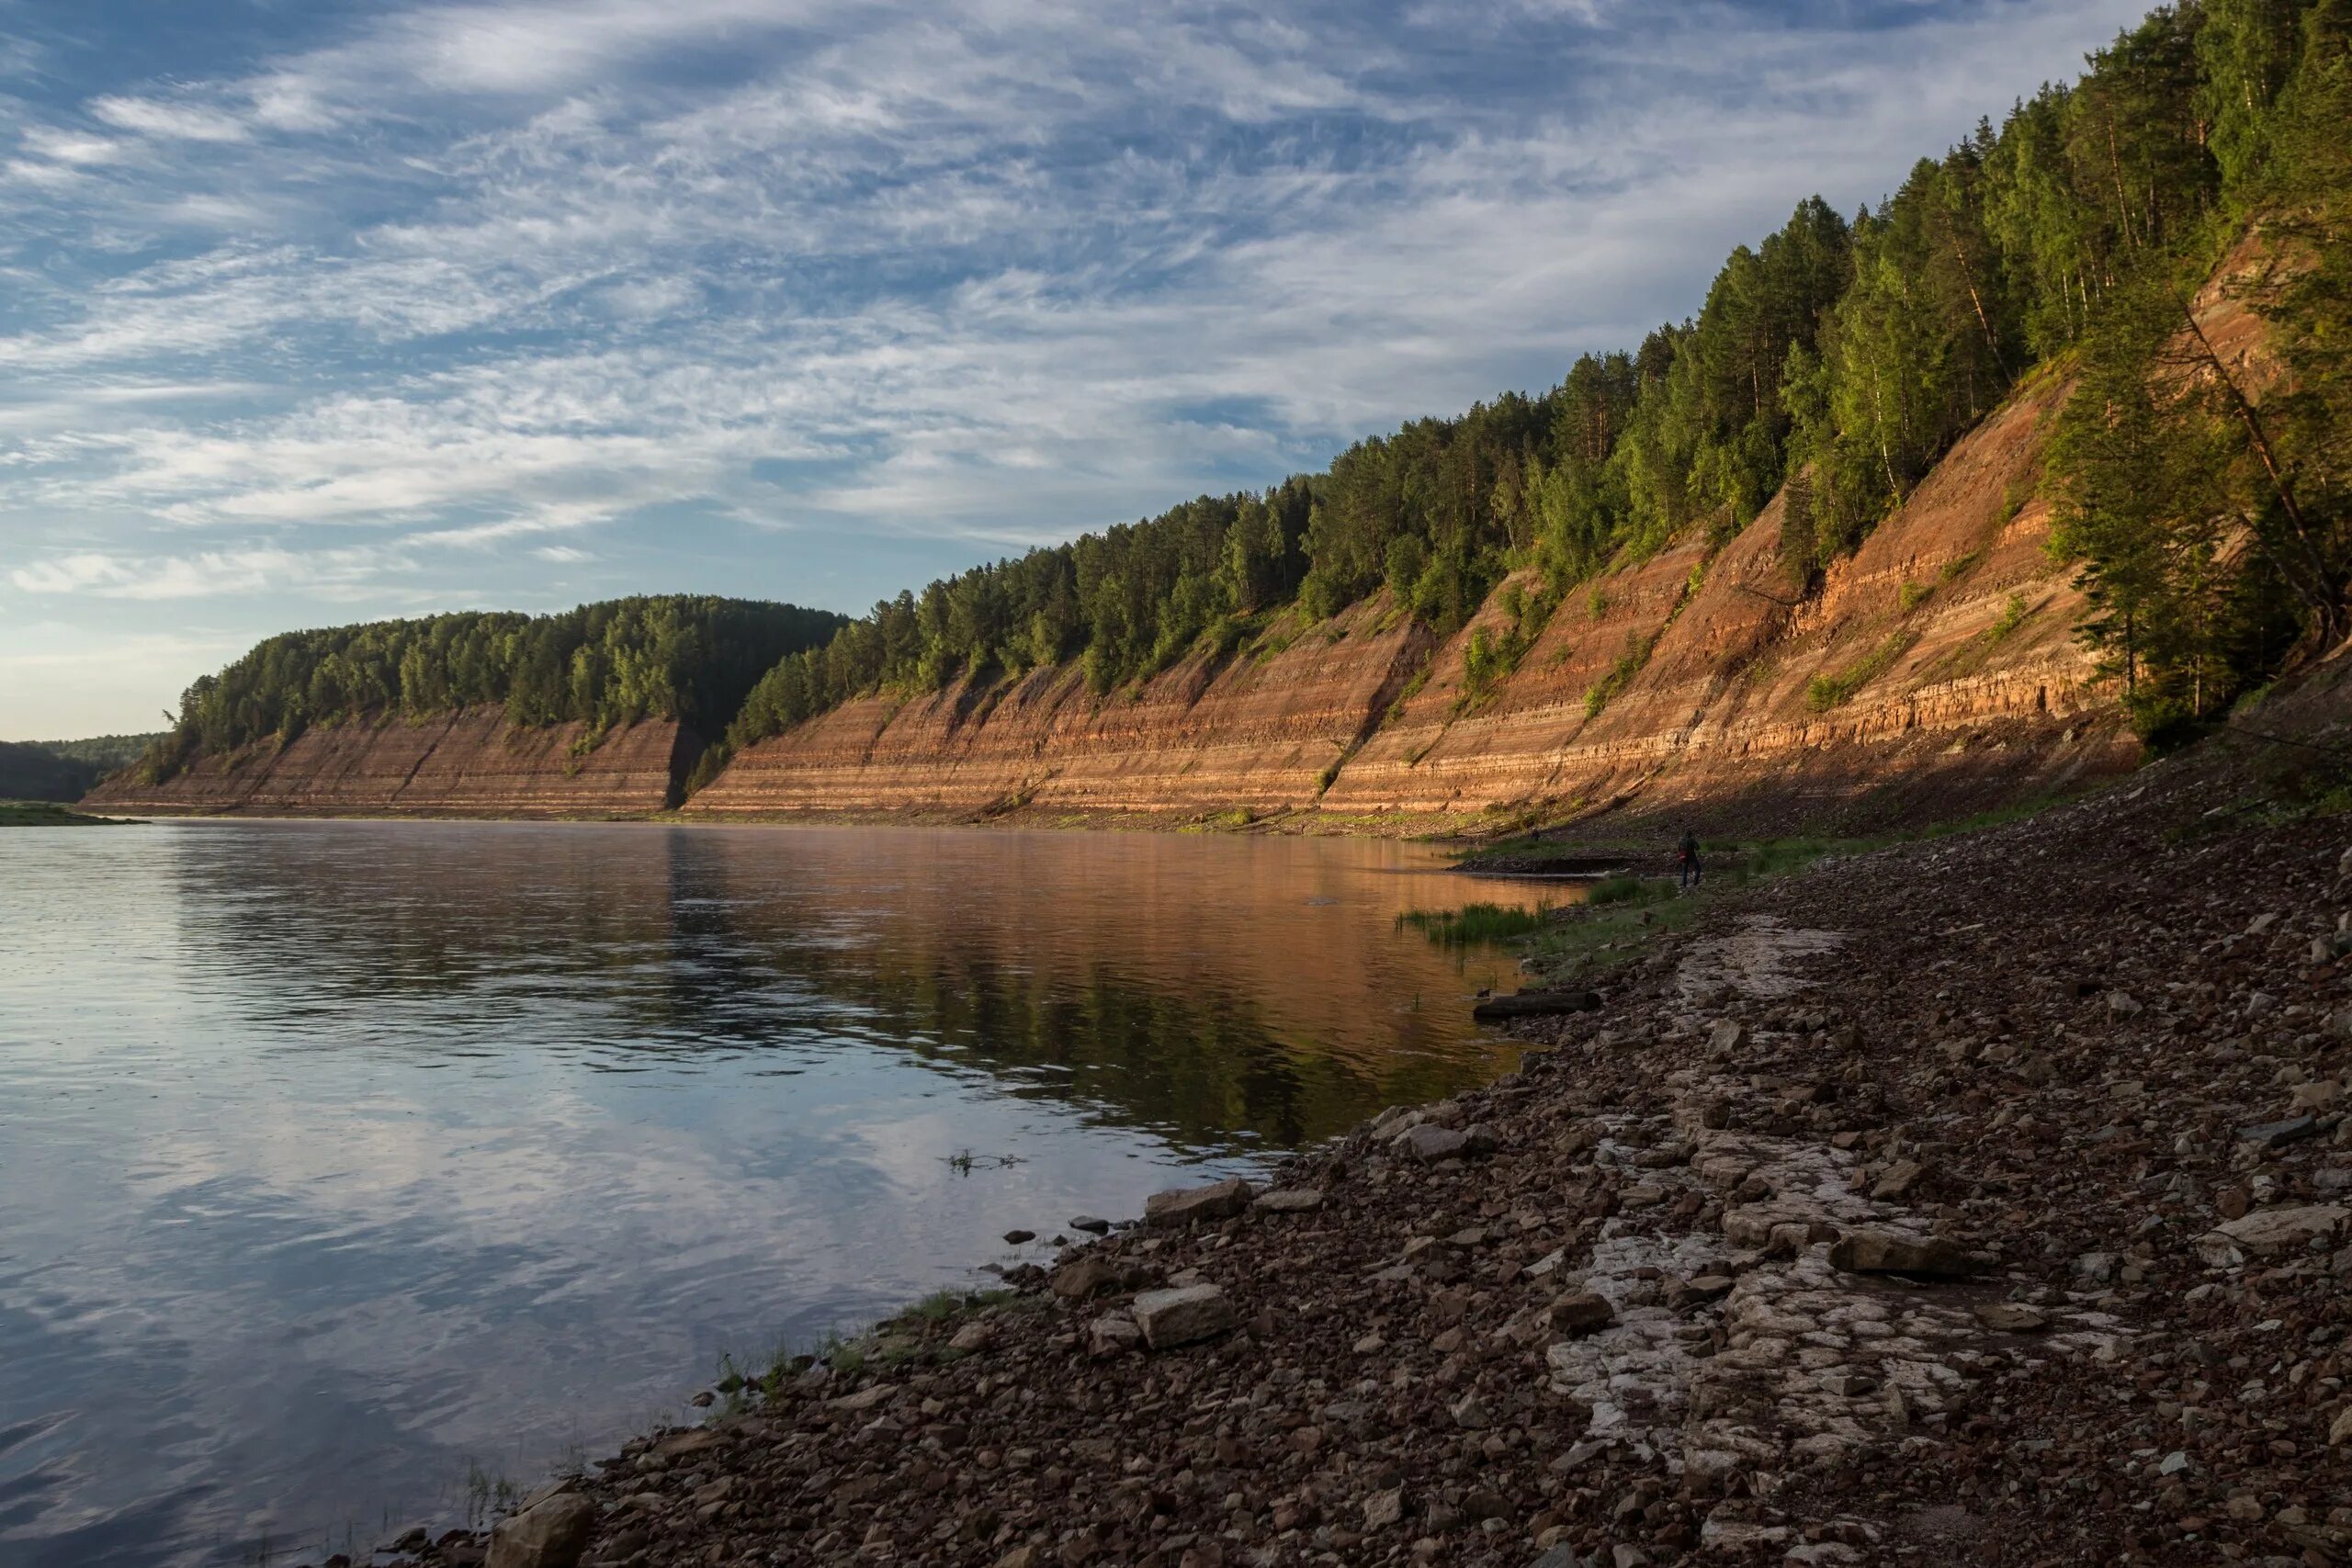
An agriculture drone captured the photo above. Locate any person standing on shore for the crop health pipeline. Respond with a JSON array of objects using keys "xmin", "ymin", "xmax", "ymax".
[{"xmin": 1678, "ymin": 829, "xmax": 1702, "ymax": 891}]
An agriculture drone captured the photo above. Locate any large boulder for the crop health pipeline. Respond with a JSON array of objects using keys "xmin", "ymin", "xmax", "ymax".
[
  {"xmin": 486, "ymin": 1493, "xmax": 596, "ymax": 1568},
  {"xmin": 1144, "ymin": 1177, "xmax": 1255, "ymax": 1226},
  {"xmin": 1130, "ymin": 1285, "xmax": 1237, "ymax": 1348}
]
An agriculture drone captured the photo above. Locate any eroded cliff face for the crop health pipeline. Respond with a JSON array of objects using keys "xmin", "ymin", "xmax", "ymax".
[
  {"xmin": 1320, "ymin": 370, "xmax": 2132, "ymax": 827},
  {"xmin": 688, "ymin": 597, "xmax": 1434, "ymax": 818},
  {"xmin": 694, "ymin": 373, "xmax": 2133, "ymax": 829},
  {"xmin": 85, "ymin": 708, "xmax": 692, "ymax": 818}
]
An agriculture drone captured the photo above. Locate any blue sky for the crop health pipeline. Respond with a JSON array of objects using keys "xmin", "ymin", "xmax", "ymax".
[{"xmin": 0, "ymin": 0, "xmax": 2153, "ymax": 738}]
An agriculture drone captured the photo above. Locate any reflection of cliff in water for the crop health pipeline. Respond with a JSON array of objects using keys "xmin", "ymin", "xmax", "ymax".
[{"xmin": 163, "ymin": 821, "xmax": 1530, "ymax": 1155}]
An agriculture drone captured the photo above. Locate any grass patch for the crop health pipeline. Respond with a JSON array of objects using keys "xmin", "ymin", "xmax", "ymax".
[
  {"xmin": 1397, "ymin": 901, "xmax": 1552, "ymax": 947},
  {"xmin": 1896, "ymin": 579, "xmax": 1932, "ymax": 614},
  {"xmin": 1804, "ymin": 629, "xmax": 1917, "ymax": 713},
  {"xmin": 1587, "ymin": 874, "xmax": 1666, "ymax": 906},
  {"xmin": 1984, "ymin": 592, "xmax": 2030, "ymax": 643},
  {"xmin": 0, "ymin": 799, "xmax": 131, "ymax": 827},
  {"xmin": 1938, "ymin": 547, "xmax": 1985, "ymax": 585}
]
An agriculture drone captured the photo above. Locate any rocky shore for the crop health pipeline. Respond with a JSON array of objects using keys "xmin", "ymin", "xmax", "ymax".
[{"xmin": 369, "ymin": 735, "xmax": 2350, "ymax": 1568}]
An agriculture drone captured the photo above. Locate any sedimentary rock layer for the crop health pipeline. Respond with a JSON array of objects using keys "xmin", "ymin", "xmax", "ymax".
[
  {"xmin": 85, "ymin": 707, "xmax": 691, "ymax": 818},
  {"xmin": 688, "ymin": 596, "xmax": 1435, "ymax": 818}
]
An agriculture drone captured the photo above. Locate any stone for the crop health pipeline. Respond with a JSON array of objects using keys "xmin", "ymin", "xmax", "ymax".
[
  {"xmin": 1363, "ymin": 1487, "xmax": 1406, "ymax": 1529},
  {"xmin": 1145, "ymin": 1177, "xmax": 1255, "ymax": 1225},
  {"xmin": 949, "ymin": 1321, "xmax": 994, "ymax": 1353},
  {"xmin": 1972, "ymin": 1303, "xmax": 2049, "ymax": 1333},
  {"xmin": 830, "ymin": 1382, "xmax": 900, "ymax": 1413},
  {"xmin": 1870, "ymin": 1158, "xmax": 1927, "ymax": 1200},
  {"xmin": 1546, "ymin": 1291, "xmax": 1617, "ymax": 1335},
  {"xmin": 1397, "ymin": 1124, "xmax": 1470, "ymax": 1162},
  {"xmin": 2239, "ymin": 1115, "xmax": 2320, "ymax": 1150},
  {"xmin": 485, "ymin": 1494, "xmax": 595, "ymax": 1568},
  {"xmin": 2329, "ymin": 1406, "xmax": 2352, "ymax": 1447},
  {"xmin": 2290, "ymin": 1079, "xmax": 2344, "ymax": 1111},
  {"xmin": 1087, "ymin": 1314, "xmax": 1142, "ymax": 1357},
  {"xmin": 1707, "ymin": 1020, "xmax": 1747, "ymax": 1057},
  {"xmin": 1828, "ymin": 1231, "xmax": 1988, "ymax": 1278},
  {"xmin": 1002, "ymin": 1229, "xmax": 1035, "ymax": 1245},
  {"xmin": 2194, "ymin": 1204, "xmax": 2347, "ymax": 1266},
  {"xmin": 1130, "ymin": 1285, "xmax": 1236, "ymax": 1348},
  {"xmin": 1068, "ymin": 1215, "xmax": 1111, "ymax": 1235},
  {"xmin": 1050, "ymin": 1256, "xmax": 1136, "ymax": 1300},
  {"xmin": 1252, "ymin": 1188, "xmax": 1325, "ymax": 1213}
]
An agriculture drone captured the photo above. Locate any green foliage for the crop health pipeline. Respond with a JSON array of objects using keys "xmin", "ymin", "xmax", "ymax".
[
  {"xmin": 1458, "ymin": 580, "xmax": 1557, "ymax": 705},
  {"xmin": 1987, "ymin": 592, "xmax": 2032, "ymax": 642},
  {"xmin": 1582, "ymin": 631, "xmax": 1657, "ymax": 720},
  {"xmin": 0, "ymin": 799, "xmax": 124, "ymax": 827},
  {"xmin": 2049, "ymin": 1, "xmax": 2352, "ymax": 741},
  {"xmin": 142, "ymin": 597, "xmax": 843, "ymax": 783},
  {"xmin": 1396, "ymin": 902, "xmax": 1552, "ymax": 947},
  {"xmin": 1896, "ymin": 580, "xmax": 1932, "ymax": 614},
  {"xmin": 1586, "ymin": 874, "xmax": 1662, "ymax": 906}
]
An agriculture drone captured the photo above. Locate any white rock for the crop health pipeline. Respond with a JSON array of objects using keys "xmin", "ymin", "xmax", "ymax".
[
  {"xmin": 1130, "ymin": 1284, "xmax": 1237, "ymax": 1348},
  {"xmin": 2194, "ymin": 1204, "xmax": 2347, "ymax": 1267}
]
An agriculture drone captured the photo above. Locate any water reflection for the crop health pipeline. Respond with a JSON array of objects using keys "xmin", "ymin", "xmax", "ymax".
[{"xmin": 0, "ymin": 821, "xmax": 1540, "ymax": 1567}]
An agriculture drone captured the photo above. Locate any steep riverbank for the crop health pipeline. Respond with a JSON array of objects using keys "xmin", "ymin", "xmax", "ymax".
[
  {"xmin": 81, "ymin": 709, "xmax": 695, "ymax": 818},
  {"xmin": 684, "ymin": 370, "xmax": 2133, "ymax": 835},
  {"xmin": 363, "ymin": 676, "xmax": 2352, "ymax": 1568}
]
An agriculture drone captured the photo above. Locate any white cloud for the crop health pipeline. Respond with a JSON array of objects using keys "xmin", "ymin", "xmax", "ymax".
[
  {"xmin": 90, "ymin": 95, "xmax": 253, "ymax": 143},
  {"xmin": 0, "ymin": 0, "xmax": 2158, "ymax": 736},
  {"xmin": 20, "ymin": 126, "xmax": 124, "ymax": 164}
]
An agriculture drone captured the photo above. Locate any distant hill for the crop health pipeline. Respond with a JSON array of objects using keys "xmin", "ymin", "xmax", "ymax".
[{"xmin": 0, "ymin": 734, "xmax": 162, "ymax": 801}]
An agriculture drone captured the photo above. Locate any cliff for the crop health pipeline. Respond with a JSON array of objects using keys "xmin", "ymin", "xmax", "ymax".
[
  {"xmin": 83, "ymin": 707, "xmax": 693, "ymax": 818},
  {"xmin": 687, "ymin": 595, "xmax": 1434, "ymax": 819},
  {"xmin": 689, "ymin": 240, "xmax": 2303, "ymax": 833},
  {"xmin": 94, "ymin": 242, "xmax": 2293, "ymax": 829},
  {"xmin": 690, "ymin": 375, "xmax": 2128, "ymax": 831}
]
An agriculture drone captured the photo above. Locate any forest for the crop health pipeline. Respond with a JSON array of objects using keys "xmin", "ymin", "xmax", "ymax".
[
  {"xmin": 718, "ymin": 0, "xmax": 2352, "ymax": 752},
  {"xmin": 139, "ymin": 597, "xmax": 844, "ymax": 783}
]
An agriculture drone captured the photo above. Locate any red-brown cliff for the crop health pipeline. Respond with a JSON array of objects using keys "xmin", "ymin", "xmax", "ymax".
[{"xmin": 84, "ymin": 707, "xmax": 691, "ymax": 818}]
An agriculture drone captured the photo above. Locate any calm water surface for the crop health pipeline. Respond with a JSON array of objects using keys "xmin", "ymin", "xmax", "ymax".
[{"xmin": 0, "ymin": 820, "xmax": 1543, "ymax": 1567}]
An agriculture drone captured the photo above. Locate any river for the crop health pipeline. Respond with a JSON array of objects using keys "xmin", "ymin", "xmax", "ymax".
[{"xmin": 0, "ymin": 819, "xmax": 1547, "ymax": 1566}]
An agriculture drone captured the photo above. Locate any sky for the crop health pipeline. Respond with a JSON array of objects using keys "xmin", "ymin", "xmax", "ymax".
[{"xmin": 0, "ymin": 0, "xmax": 2156, "ymax": 739}]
